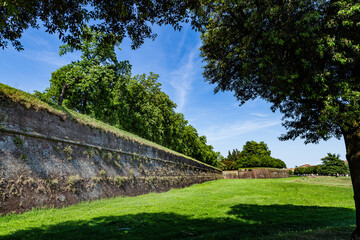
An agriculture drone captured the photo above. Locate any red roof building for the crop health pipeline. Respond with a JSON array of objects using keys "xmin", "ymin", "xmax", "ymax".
[{"xmin": 298, "ymin": 164, "xmax": 312, "ymax": 168}]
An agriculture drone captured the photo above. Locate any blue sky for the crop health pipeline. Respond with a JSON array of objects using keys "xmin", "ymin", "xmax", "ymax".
[{"xmin": 0, "ymin": 24, "xmax": 346, "ymax": 168}]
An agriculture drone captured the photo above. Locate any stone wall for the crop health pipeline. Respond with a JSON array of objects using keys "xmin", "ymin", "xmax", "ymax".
[
  {"xmin": 0, "ymin": 99, "xmax": 222, "ymax": 215},
  {"xmin": 223, "ymin": 169, "xmax": 289, "ymax": 179}
]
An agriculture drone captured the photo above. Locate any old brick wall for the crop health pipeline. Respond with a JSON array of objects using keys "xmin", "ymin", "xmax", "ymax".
[
  {"xmin": 223, "ymin": 169, "xmax": 289, "ymax": 179},
  {"xmin": 0, "ymin": 101, "xmax": 222, "ymax": 214}
]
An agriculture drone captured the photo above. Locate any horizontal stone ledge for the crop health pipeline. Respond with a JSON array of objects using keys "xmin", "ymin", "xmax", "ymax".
[{"xmin": 0, "ymin": 126, "xmax": 220, "ymax": 173}]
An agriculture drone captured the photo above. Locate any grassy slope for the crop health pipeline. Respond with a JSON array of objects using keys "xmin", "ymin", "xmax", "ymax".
[
  {"xmin": 0, "ymin": 177, "xmax": 355, "ymax": 239},
  {"xmin": 0, "ymin": 83, "xmax": 217, "ymax": 169}
]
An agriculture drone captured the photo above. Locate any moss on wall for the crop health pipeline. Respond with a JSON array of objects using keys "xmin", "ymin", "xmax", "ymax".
[{"xmin": 0, "ymin": 98, "xmax": 222, "ymax": 215}]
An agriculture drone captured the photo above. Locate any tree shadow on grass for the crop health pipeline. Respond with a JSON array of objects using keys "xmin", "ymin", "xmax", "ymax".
[{"xmin": 2, "ymin": 204, "xmax": 355, "ymax": 240}]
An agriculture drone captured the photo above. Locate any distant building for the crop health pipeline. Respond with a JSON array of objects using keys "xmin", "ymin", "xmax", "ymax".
[{"xmin": 298, "ymin": 164, "xmax": 312, "ymax": 168}]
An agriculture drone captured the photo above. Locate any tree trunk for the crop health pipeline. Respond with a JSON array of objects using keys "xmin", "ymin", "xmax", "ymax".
[
  {"xmin": 58, "ymin": 83, "xmax": 69, "ymax": 106},
  {"xmin": 343, "ymin": 128, "xmax": 360, "ymax": 239}
]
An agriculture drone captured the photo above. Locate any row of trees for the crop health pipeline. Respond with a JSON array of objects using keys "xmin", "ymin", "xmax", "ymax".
[
  {"xmin": 220, "ymin": 141, "xmax": 286, "ymax": 170},
  {"xmin": 34, "ymin": 28, "xmax": 220, "ymax": 167},
  {"xmin": 294, "ymin": 153, "xmax": 349, "ymax": 176}
]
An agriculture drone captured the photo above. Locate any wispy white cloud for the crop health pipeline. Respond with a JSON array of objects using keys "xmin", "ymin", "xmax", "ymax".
[
  {"xmin": 11, "ymin": 29, "xmax": 79, "ymax": 67},
  {"xmin": 249, "ymin": 113, "xmax": 268, "ymax": 118},
  {"xmin": 169, "ymin": 41, "xmax": 201, "ymax": 112},
  {"xmin": 21, "ymin": 50, "xmax": 79, "ymax": 67},
  {"xmin": 174, "ymin": 24, "xmax": 190, "ymax": 57},
  {"xmin": 204, "ymin": 119, "xmax": 281, "ymax": 142}
]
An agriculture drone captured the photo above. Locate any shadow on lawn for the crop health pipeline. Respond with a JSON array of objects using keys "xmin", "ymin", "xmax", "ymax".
[{"xmin": 3, "ymin": 204, "xmax": 355, "ymax": 240}]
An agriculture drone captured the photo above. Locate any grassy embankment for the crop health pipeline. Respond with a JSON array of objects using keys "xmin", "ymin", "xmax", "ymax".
[
  {"xmin": 0, "ymin": 83, "xmax": 216, "ymax": 169},
  {"xmin": 0, "ymin": 177, "xmax": 355, "ymax": 239}
]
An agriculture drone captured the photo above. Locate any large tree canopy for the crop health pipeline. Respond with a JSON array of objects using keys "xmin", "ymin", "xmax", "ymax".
[
  {"xmin": 320, "ymin": 153, "xmax": 348, "ymax": 176},
  {"xmin": 200, "ymin": 0, "xmax": 360, "ymax": 144},
  {"xmin": 221, "ymin": 141, "xmax": 286, "ymax": 170},
  {"xmin": 35, "ymin": 28, "xmax": 220, "ymax": 167},
  {"xmin": 0, "ymin": 0, "xmax": 201, "ymax": 51},
  {"xmin": 199, "ymin": 0, "xmax": 360, "ymax": 237}
]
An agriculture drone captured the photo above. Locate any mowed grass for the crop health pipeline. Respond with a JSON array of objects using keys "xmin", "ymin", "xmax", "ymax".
[
  {"xmin": 0, "ymin": 177, "xmax": 355, "ymax": 239},
  {"xmin": 291, "ymin": 176, "xmax": 353, "ymax": 187}
]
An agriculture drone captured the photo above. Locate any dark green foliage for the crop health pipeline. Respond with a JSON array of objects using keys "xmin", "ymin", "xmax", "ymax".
[
  {"xmin": 221, "ymin": 141, "xmax": 286, "ymax": 170},
  {"xmin": 220, "ymin": 159, "xmax": 237, "ymax": 170},
  {"xmin": 319, "ymin": 153, "xmax": 349, "ymax": 176},
  {"xmin": 294, "ymin": 166, "xmax": 320, "ymax": 175},
  {"xmin": 294, "ymin": 167, "xmax": 304, "ymax": 175},
  {"xmin": 294, "ymin": 153, "xmax": 349, "ymax": 176},
  {"xmin": 200, "ymin": 0, "xmax": 360, "ymax": 144},
  {"xmin": 0, "ymin": 0, "xmax": 201, "ymax": 51},
  {"xmin": 199, "ymin": 2, "xmax": 360, "ymax": 232},
  {"xmin": 227, "ymin": 149, "xmax": 241, "ymax": 163},
  {"xmin": 294, "ymin": 167, "xmax": 315, "ymax": 175},
  {"xmin": 35, "ymin": 28, "xmax": 219, "ymax": 167},
  {"xmin": 241, "ymin": 141, "xmax": 271, "ymax": 158}
]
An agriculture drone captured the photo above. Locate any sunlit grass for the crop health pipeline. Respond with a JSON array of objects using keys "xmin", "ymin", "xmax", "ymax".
[
  {"xmin": 0, "ymin": 177, "xmax": 355, "ymax": 239},
  {"xmin": 290, "ymin": 176, "xmax": 352, "ymax": 187}
]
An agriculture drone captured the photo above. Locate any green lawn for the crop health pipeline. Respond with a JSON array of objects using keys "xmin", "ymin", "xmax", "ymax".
[
  {"xmin": 0, "ymin": 177, "xmax": 355, "ymax": 239},
  {"xmin": 290, "ymin": 176, "xmax": 353, "ymax": 187}
]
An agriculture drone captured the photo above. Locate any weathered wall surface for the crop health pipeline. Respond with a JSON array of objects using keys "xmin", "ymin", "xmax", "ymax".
[
  {"xmin": 223, "ymin": 169, "xmax": 289, "ymax": 179},
  {"xmin": 0, "ymin": 100, "xmax": 222, "ymax": 214}
]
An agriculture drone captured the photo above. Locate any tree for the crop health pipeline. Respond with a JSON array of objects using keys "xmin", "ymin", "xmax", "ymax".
[
  {"xmin": 241, "ymin": 141, "xmax": 271, "ymax": 159},
  {"xmin": 220, "ymin": 158, "xmax": 237, "ymax": 171},
  {"xmin": 221, "ymin": 141, "xmax": 286, "ymax": 169},
  {"xmin": 294, "ymin": 167, "xmax": 306, "ymax": 175},
  {"xmin": 199, "ymin": 1, "xmax": 360, "ymax": 237},
  {"xmin": 35, "ymin": 28, "xmax": 220, "ymax": 167},
  {"xmin": 319, "ymin": 153, "xmax": 348, "ymax": 176},
  {"xmin": 34, "ymin": 27, "xmax": 131, "ymax": 126},
  {"xmin": 238, "ymin": 141, "xmax": 286, "ymax": 169},
  {"xmin": 0, "ymin": 0, "xmax": 201, "ymax": 51},
  {"xmin": 220, "ymin": 148, "xmax": 241, "ymax": 170}
]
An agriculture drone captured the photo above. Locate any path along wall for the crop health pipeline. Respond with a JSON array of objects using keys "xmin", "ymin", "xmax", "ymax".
[
  {"xmin": 223, "ymin": 169, "xmax": 289, "ymax": 179},
  {"xmin": 0, "ymin": 99, "xmax": 222, "ymax": 215}
]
